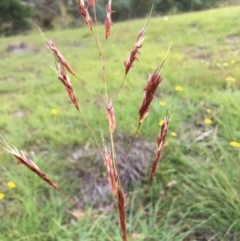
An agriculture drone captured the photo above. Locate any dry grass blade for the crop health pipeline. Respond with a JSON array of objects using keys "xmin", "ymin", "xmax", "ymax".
[
  {"xmin": 117, "ymin": 187, "xmax": 127, "ymax": 241},
  {"xmin": 104, "ymin": 146, "xmax": 118, "ymax": 197},
  {"xmin": 150, "ymin": 115, "xmax": 170, "ymax": 178},
  {"xmin": 139, "ymin": 66, "xmax": 163, "ymax": 124},
  {"xmin": 76, "ymin": 0, "xmax": 92, "ymax": 30},
  {"xmin": 105, "ymin": 0, "xmax": 115, "ymax": 39},
  {"xmin": 0, "ymin": 136, "xmax": 59, "ymax": 191}
]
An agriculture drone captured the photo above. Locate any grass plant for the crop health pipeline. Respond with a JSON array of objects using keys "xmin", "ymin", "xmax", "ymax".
[{"xmin": 0, "ymin": 3, "xmax": 240, "ymax": 241}]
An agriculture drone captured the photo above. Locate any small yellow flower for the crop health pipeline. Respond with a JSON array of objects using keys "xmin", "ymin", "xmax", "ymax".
[
  {"xmin": 204, "ymin": 118, "xmax": 212, "ymax": 124},
  {"xmin": 171, "ymin": 132, "xmax": 177, "ymax": 137},
  {"xmin": 159, "ymin": 120, "xmax": 164, "ymax": 126},
  {"xmin": 230, "ymin": 141, "xmax": 240, "ymax": 147},
  {"xmin": 51, "ymin": 109, "xmax": 58, "ymax": 115},
  {"xmin": 159, "ymin": 101, "xmax": 166, "ymax": 106},
  {"xmin": 175, "ymin": 86, "xmax": 183, "ymax": 92},
  {"xmin": 225, "ymin": 76, "xmax": 236, "ymax": 82},
  {"xmin": 0, "ymin": 193, "xmax": 4, "ymax": 200},
  {"xmin": 200, "ymin": 101, "xmax": 204, "ymax": 106},
  {"xmin": 230, "ymin": 60, "xmax": 235, "ymax": 64},
  {"xmin": 164, "ymin": 141, "xmax": 169, "ymax": 146},
  {"xmin": 206, "ymin": 109, "xmax": 212, "ymax": 113},
  {"xmin": 7, "ymin": 182, "xmax": 16, "ymax": 188}
]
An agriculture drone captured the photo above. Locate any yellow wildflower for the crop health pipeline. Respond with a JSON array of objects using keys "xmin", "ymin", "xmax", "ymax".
[
  {"xmin": 230, "ymin": 60, "xmax": 235, "ymax": 64},
  {"xmin": 7, "ymin": 182, "xmax": 16, "ymax": 188},
  {"xmin": 175, "ymin": 86, "xmax": 183, "ymax": 92},
  {"xmin": 0, "ymin": 193, "xmax": 4, "ymax": 200},
  {"xmin": 225, "ymin": 76, "xmax": 236, "ymax": 82},
  {"xmin": 204, "ymin": 118, "xmax": 212, "ymax": 124},
  {"xmin": 159, "ymin": 120, "xmax": 164, "ymax": 126},
  {"xmin": 206, "ymin": 109, "xmax": 212, "ymax": 113},
  {"xmin": 171, "ymin": 132, "xmax": 177, "ymax": 137},
  {"xmin": 200, "ymin": 101, "xmax": 204, "ymax": 106},
  {"xmin": 51, "ymin": 109, "xmax": 58, "ymax": 114},
  {"xmin": 159, "ymin": 101, "xmax": 166, "ymax": 106},
  {"xmin": 230, "ymin": 141, "xmax": 240, "ymax": 147}
]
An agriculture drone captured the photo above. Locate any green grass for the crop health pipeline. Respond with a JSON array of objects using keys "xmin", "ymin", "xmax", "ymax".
[{"xmin": 0, "ymin": 5, "xmax": 240, "ymax": 241}]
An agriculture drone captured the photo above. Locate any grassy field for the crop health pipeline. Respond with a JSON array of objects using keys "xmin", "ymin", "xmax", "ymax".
[{"xmin": 0, "ymin": 5, "xmax": 240, "ymax": 241}]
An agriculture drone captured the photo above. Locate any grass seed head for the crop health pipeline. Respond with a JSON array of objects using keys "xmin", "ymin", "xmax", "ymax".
[
  {"xmin": 107, "ymin": 102, "xmax": 116, "ymax": 134},
  {"xmin": 151, "ymin": 116, "xmax": 170, "ymax": 178},
  {"xmin": 104, "ymin": 147, "xmax": 118, "ymax": 197},
  {"xmin": 0, "ymin": 138, "xmax": 59, "ymax": 191},
  {"xmin": 77, "ymin": 0, "xmax": 92, "ymax": 30},
  {"xmin": 46, "ymin": 40, "xmax": 75, "ymax": 76},
  {"xmin": 124, "ymin": 25, "xmax": 147, "ymax": 75},
  {"xmin": 139, "ymin": 66, "xmax": 162, "ymax": 124},
  {"xmin": 105, "ymin": 0, "xmax": 115, "ymax": 39},
  {"xmin": 56, "ymin": 63, "xmax": 79, "ymax": 111}
]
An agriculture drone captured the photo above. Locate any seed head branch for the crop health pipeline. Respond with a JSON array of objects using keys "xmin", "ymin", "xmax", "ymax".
[
  {"xmin": 0, "ymin": 136, "xmax": 59, "ymax": 191},
  {"xmin": 77, "ymin": 0, "xmax": 92, "ymax": 30},
  {"xmin": 105, "ymin": 0, "xmax": 115, "ymax": 40},
  {"xmin": 139, "ymin": 66, "xmax": 163, "ymax": 124},
  {"xmin": 150, "ymin": 115, "xmax": 170, "ymax": 178}
]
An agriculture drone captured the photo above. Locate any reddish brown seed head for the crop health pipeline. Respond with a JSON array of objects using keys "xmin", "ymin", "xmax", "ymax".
[
  {"xmin": 105, "ymin": 0, "xmax": 115, "ymax": 39},
  {"xmin": 107, "ymin": 103, "xmax": 116, "ymax": 134},
  {"xmin": 104, "ymin": 147, "xmax": 118, "ymax": 197},
  {"xmin": 150, "ymin": 116, "xmax": 170, "ymax": 178},
  {"xmin": 76, "ymin": 0, "xmax": 92, "ymax": 30},
  {"xmin": 46, "ymin": 40, "xmax": 75, "ymax": 76},
  {"xmin": 0, "ymin": 141, "xmax": 60, "ymax": 191},
  {"xmin": 124, "ymin": 26, "xmax": 146, "ymax": 75},
  {"xmin": 139, "ymin": 66, "xmax": 162, "ymax": 124},
  {"xmin": 56, "ymin": 63, "xmax": 79, "ymax": 111}
]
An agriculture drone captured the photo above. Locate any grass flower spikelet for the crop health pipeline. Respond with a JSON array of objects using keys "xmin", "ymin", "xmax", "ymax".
[
  {"xmin": 77, "ymin": 0, "xmax": 92, "ymax": 30},
  {"xmin": 46, "ymin": 40, "xmax": 75, "ymax": 76},
  {"xmin": 107, "ymin": 102, "xmax": 116, "ymax": 134},
  {"xmin": 0, "ymin": 138, "xmax": 59, "ymax": 191},
  {"xmin": 56, "ymin": 63, "xmax": 79, "ymax": 111},
  {"xmin": 105, "ymin": 0, "xmax": 115, "ymax": 39},
  {"xmin": 104, "ymin": 147, "xmax": 118, "ymax": 197},
  {"xmin": 139, "ymin": 66, "xmax": 163, "ymax": 124},
  {"xmin": 124, "ymin": 23, "xmax": 147, "ymax": 75},
  {"xmin": 151, "ymin": 116, "xmax": 170, "ymax": 178}
]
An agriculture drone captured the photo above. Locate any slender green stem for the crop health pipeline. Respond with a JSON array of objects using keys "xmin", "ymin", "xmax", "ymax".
[
  {"xmin": 122, "ymin": 123, "xmax": 141, "ymax": 164},
  {"xmin": 112, "ymin": 74, "xmax": 127, "ymax": 107}
]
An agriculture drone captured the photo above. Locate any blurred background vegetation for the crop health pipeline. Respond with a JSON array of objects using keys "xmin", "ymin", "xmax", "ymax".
[{"xmin": 1, "ymin": 0, "xmax": 238, "ymax": 36}]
